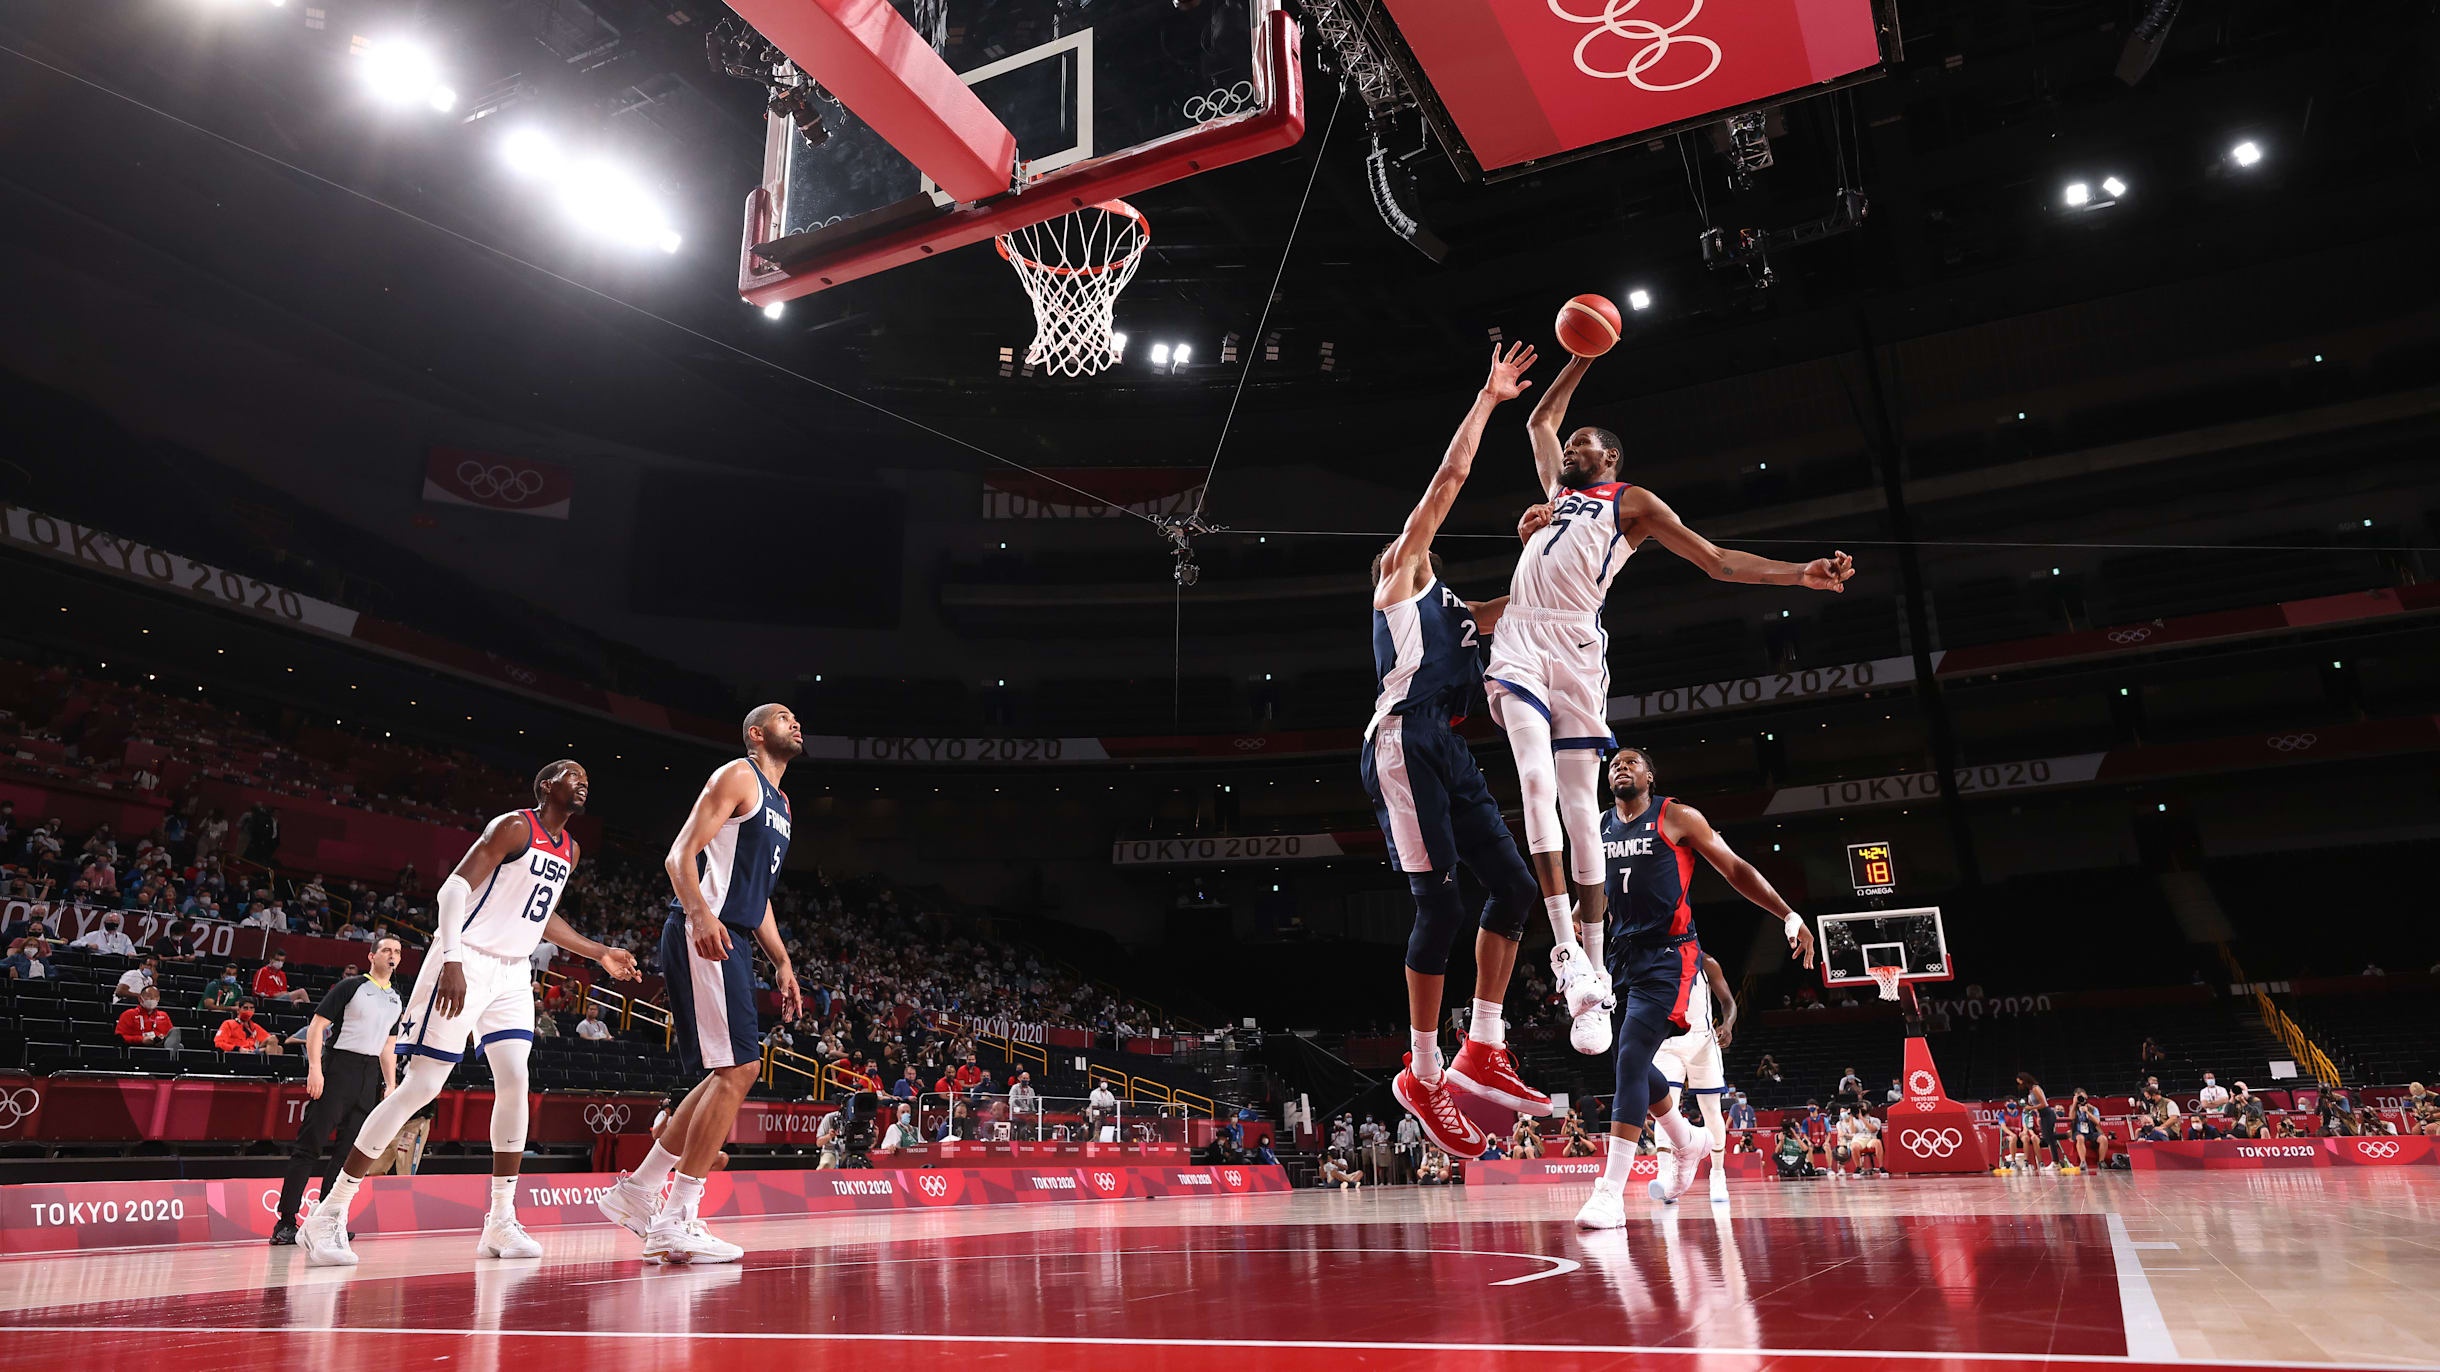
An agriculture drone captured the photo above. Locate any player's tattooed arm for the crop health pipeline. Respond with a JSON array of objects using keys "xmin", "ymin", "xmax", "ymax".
[{"xmin": 1617, "ymin": 487, "xmax": 1855, "ymax": 592}]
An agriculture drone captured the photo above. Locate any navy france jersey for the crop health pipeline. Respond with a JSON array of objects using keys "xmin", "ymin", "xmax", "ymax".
[
  {"xmin": 1364, "ymin": 580, "xmax": 1485, "ymax": 741},
  {"xmin": 672, "ymin": 759, "xmax": 793, "ymax": 931},
  {"xmin": 1601, "ymin": 796, "xmax": 1697, "ymax": 946}
]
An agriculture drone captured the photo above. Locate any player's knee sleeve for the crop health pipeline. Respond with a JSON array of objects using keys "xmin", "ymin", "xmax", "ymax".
[
  {"xmin": 1473, "ymin": 845, "xmax": 1538, "ymax": 942},
  {"xmin": 1497, "ymin": 703, "xmax": 1563, "ymax": 856},
  {"xmin": 1698, "ymin": 1092, "xmax": 1728, "ymax": 1150},
  {"xmin": 486, "ymin": 1039, "xmax": 532, "ymax": 1154},
  {"xmin": 1556, "ymin": 750, "xmax": 1604, "ymax": 886},
  {"xmin": 352, "ymin": 1055, "xmax": 450, "ymax": 1160},
  {"xmin": 1403, "ymin": 869, "xmax": 1466, "ymax": 976}
]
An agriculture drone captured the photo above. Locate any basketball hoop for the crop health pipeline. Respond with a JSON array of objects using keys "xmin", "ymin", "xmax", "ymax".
[
  {"xmin": 996, "ymin": 200, "xmax": 1149, "ymax": 378},
  {"xmin": 1868, "ymin": 965, "xmax": 1905, "ymax": 1003}
]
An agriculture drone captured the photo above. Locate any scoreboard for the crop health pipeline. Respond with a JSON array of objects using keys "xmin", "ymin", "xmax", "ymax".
[{"xmin": 1846, "ymin": 841, "xmax": 1897, "ymax": 897}]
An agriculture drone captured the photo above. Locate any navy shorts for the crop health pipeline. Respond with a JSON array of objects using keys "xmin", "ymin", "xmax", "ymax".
[
  {"xmin": 1610, "ymin": 937, "xmax": 1703, "ymax": 1100},
  {"xmin": 662, "ymin": 915, "xmax": 760, "ymax": 1074},
  {"xmin": 1360, "ymin": 714, "xmax": 1514, "ymax": 875}
]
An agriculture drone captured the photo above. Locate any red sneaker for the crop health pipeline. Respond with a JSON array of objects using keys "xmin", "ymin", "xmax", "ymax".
[
  {"xmin": 1445, "ymin": 1039, "xmax": 1555, "ymax": 1117},
  {"xmin": 1394, "ymin": 1055, "xmax": 1491, "ymax": 1161}
]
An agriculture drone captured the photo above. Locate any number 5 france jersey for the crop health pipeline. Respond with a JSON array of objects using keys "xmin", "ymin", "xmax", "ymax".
[
  {"xmin": 460, "ymin": 810, "xmax": 578, "ymax": 960},
  {"xmin": 678, "ymin": 759, "xmax": 792, "ymax": 932}
]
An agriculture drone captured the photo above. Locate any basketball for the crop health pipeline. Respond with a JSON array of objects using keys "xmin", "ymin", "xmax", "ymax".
[{"xmin": 1555, "ymin": 293, "xmax": 1623, "ymax": 357}]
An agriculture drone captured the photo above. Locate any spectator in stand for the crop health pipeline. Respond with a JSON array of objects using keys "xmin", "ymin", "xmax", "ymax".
[
  {"xmin": 334, "ymin": 919, "xmax": 370, "ymax": 942},
  {"xmin": 240, "ymin": 804, "xmax": 280, "ymax": 863},
  {"xmin": 2275, "ymin": 1115, "xmax": 2309, "ymax": 1139},
  {"xmin": 253, "ymin": 952, "xmax": 312, "ymax": 1005},
  {"xmin": 1886, "ymin": 1077, "xmax": 1903, "ymax": 1105},
  {"xmin": 531, "ymin": 1004, "xmax": 560, "ymax": 1039},
  {"xmin": 2140, "ymin": 1036, "xmax": 2166, "ymax": 1072},
  {"xmin": 2136, "ymin": 1087, "xmax": 2183, "ymax": 1141},
  {"xmin": 2197, "ymin": 1071, "xmax": 2230, "ymax": 1115},
  {"xmin": 1510, "ymin": 1114, "xmax": 1542, "ymax": 1160},
  {"xmin": 954, "ymin": 1057, "xmax": 984, "ymax": 1095},
  {"xmin": 1089, "ymin": 1080, "xmax": 1121, "ymax": 1142},
  {"xmin": 2069, "ymin": 1090, "xmax": 2110, "ymax": 1170},
  {"xmin": 2354, "ymin": 1107, "xmax": 2396, "ymax": 1136},
  {"xmin": 79, "ymin": 855, "xmax": 119, "ymax": 899},
  {"xmin": 193, "ymin": 809, "xmax": 229, "ymax": 862},
  {"xmin": 2226, "ymin": 1083, "xmax": 2267, "ymax": 1138},
  {"xmin": 1757, "ymin": 1054, "xmax": 1783, "ymax": 1085},
  {"xmin": 216, "ymin": 999, "xmax": 282, "ymax": 1055},
  {"xmin": 814, "ymin": 1110, "xmax": 843, "ymax": 1168},
  {"xmin": 4, "ymin": 937, "xmax": 53, "ymax": 980},
  {"xmin": 576, "ymin": 1006, "xmax": 612, "ymax": 1041},
  {"xmin": 116, "ymin": 987, "xmax": 182, "ymax": 1054},
  {"xmin": 878, "ymin": 1104, "xmax": 918, "ymax": 1153},
  {"xmin": 240, "ymin": 902, "xmax": 283, "ymax": 931},
  {"xmin": 1773, "ymin": 1119, "xmax": 1814, "ymax": 1178},
  {"xmin": 114, "ymin": 955, "xmax": 162, "ymax": 1004},
  {"xmin": 1395, "ymin": 1112, "xmax": 1424, "ymax": 1179},
  {"xmin": 1480, "ymin": 1134, "xmax": 1507, "ymax": 1162},
  {"xmin": 1006, "ymin": 1072, "xmax": 1038, "ymax": 1123},
  {"xmin": 1416, "ymin": 1149, "xmax": 1452, "ymax": 1184},
  {"xmin": 200, "ymin": 964, "xmax": 244, "ymax": 1012},
  {"xmin": 1836, "ymin": 1067, "xmax": 1864, "ymax": 1111},
  {"xmin": 70, "ymin": 913, "xmax": 139, "ymax": 958},
  {"xmin": 1560, "ymin": 1111, "xmax": 1597, "ymax": 1158}
]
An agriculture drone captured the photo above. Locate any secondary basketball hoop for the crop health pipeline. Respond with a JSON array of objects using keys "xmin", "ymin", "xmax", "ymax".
[{"xmin": 996, "ymin": 200, "xmax": 1148, "ymax": 378}]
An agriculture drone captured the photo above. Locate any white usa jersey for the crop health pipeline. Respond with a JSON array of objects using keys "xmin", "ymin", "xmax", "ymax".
[
  {"xmin": 1680, "ymin": 974, "xmax": 1713, "ymax": 1036},
  {"xmin": 1509, "ymin": 481, "xmax": 1637, "ymax": 613},
  {"xmin": 458, "ymin": 810, "xmax": 578, "ymax": 960}
]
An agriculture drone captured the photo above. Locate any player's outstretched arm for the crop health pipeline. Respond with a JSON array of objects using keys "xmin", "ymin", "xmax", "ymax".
[
  {"xmin": 1619, "ymin": 488, "xmax": 1855, "ymax": 592},
  {"xmin": 665, "ymin": 762, "xmax": 755, "ymax": 962},
  {"xmin": 1378, "ymin": 343, "xmax": 1536, "ymax": 604},
  {"xmin": 1667, "ymin": 801, "xmax": 1816, "ymax": 968},
  {"xmin": 432, "ymin": 813, "xmax": 531, "ymax": 1017},
  {"xmin": 1525, "ymin": 354, "xmax": 1591, "ymax": 495}
]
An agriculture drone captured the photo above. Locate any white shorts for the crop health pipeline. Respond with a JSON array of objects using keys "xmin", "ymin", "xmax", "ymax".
[
  {"xmin": 1483, "ymin": 609, "xmax": 1614, "ymax": 750},
  {"xmin": 1654, "ymin": 1029, "xmax": 1723, "ymax": 1093},
  {"xmin": 397, "ymin": 948, "xmax": 535, "ymax": 1065}
]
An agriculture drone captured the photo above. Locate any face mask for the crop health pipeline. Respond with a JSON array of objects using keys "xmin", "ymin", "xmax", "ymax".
[
  {"xmin": 238, "ymin": 1010, "xmax": 253, "ymax": 1021},
  {"xmin": 141, "ymin": 1001, "xmax": 158, "ymax": 1012}
]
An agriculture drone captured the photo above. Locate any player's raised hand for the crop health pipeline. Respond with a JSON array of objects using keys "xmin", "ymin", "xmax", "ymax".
[
  {"xmin": 1483, "ymin": 340, "xmax": 1538, "ymax": 402},
  {"xmin": 1517, "ymin": 502, "xmax": 1556, "ymax": 543},
  {"xmin": 1800, "ymin": 550, "xmax": 1855, "ymax": 592}
]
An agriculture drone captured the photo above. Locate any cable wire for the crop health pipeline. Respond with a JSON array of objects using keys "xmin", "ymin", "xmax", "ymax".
[
  {"xmin": 1222, "ymin": 529, "xmax": 2439, "ymax": 554},
  {"xmin": 0, "ymin": 40, "xmax": 1161, "ymax": 528}
]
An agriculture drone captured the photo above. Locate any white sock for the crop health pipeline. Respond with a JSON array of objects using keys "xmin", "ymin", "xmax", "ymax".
[
  {"xmin": 1545, "ymin": 895, "xmax": 1577, "ymax": 948},
  {"xmin": 1409, "ymin": 1030, "xmax": 1443, "ymax": 1083},
  {"xmin": 1602, "ymin": 1133, "xmax": 1638, "ymax": 1185},
  {"xmin": 489, "ymin": 1176, "xmax": 517, "ymax": 1221},
  {"xmin": 316, "ymin": 1171, "xmax": 362, "ymax": 1218},
  {"xmin": 1578, "ymin": 920, "xmax": 1604, "ymax": 968},
  {"xmin": 1468, "ymin": 999, "xmax": 1505, "ymax": 1049},
  {"xmin": 1657, "ymin": 1108, "xmax": 1699, "ymax": 1152},
  {"xmin": 630, "ymin": 1142, "xmax": 680, "ymax": 1192},
  {"xmin": 658, "ymin": 1172, "xmax": 706, "ymax": 1223}
]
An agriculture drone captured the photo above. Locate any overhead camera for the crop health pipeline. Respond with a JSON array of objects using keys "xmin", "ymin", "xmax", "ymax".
[
  {"xmin": 708, "ymin": 20, "xmax": 829, "ymax": 149},
  {"xmin": 1699, "ymin": 189, "xmax": 1869, "ymax": 290}
]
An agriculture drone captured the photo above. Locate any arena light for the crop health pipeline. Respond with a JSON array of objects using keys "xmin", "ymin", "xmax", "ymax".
[
  {"xmin": 2101, "ymin": 175, "xmax": 2128, "ymax": 199},
  {"xmin": 499, "ymin": 127, "xmax": 561, "ymax": 178},
  {"xmin": 560, "ymin": 159, "xmax": 682, "ymax": 255},
  {"xmin": 2231, "ymin": 140, "xmax": 2263, "ymax": 168},
  {"xmin": 1626, "ymin": 288, "xmax": 1652, "ymax": 312},
  {"xmin": 357, "ymin": 39, "xmax": 452, "ymax": 113},
  {"xmin": 1149, "ymin": 342, "xmax": 1171, "ymax": 366},
  {"xmin": 2063, "ymin": 181, "xmax": 2092, "ymax": 207},
  {"xmin": 1174, "ymin": 343, "xmax": 1194, "ymax": 365},
  {"xmin": 762, "ymin": 302, "xmax": 786, "ymax": 320}
]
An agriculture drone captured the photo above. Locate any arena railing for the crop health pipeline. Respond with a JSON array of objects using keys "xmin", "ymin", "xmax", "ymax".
[
  {"xmin": 761, "ymin": 1041, "xmax": 827, "ymax": 1093},
  {"xmin": 898, "ymin": 1090, "xmax": 1217, "ymax": 1145},
  {"xmin": 2217, "ymin": 943, "xmax": 2342, "ymax": 1088},
  {"xmin": 543, "ymin": 968, "xmax": 673, "ymax": 1051},
  {"xmin": 930, "ymin": 1013, "xmax": 1050, "ymax": 1078}
]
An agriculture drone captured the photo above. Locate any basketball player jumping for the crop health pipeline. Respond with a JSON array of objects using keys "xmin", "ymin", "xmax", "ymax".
[
  {"xmin": 1366, "ymin": 342, "xmax": 1567, "ymax": 1162},
  {"xmin": 596, "ymin": 704, "xmax": 803, "ymax": 1264},
  {"xmin": 1652, "ymin": 950, "xmax": 1737, "ymax": 1204},
  {"xmin": 300, "ymin": 762, "xmax": 641, "ymax": 1267},
  {"xmin": 1486, "ymin": 350, "xmax": 1853, "ymax": 1054},
  {"xmin": 1577, "ymin": 746, "xmax": 1813, "ymax": 1228}
]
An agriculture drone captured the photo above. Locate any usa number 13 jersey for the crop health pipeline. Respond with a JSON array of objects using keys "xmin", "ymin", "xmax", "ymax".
[
  {"xmin": 460, "ymin": 810, "xmax": 578, "ymax": 960},
  {"xmin": 1508, "ymin": 481, "xmax": 1637, "ymax": 613}
]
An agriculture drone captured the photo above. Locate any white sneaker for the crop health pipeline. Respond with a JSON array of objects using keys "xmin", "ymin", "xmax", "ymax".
[
  {"xmin": 1709, "ymin": 1165, "xmax": 1731, "ymax": 1205},
  {"xmin": 643, "ymin": 1215, "xmax": 743, "ymax": 1266},
  {"xmin": 477, "ymin": 1215, "xmax": 544, "ymax": 1259},
  {"xmin": 1549, "ymin": 944, "xmax": 1610, "ymax": 1018},
  {"xmin": 1569, "ymin": 1004, "xmax": 1613, "ymax": 1056},
  {"xmin": 1575, "ymin": 1178, "xmax": 1627, "ymax": 1230},
  {"xmin": 1648, "ymin": 1146, "xmax": 1680, "ymax": 1202},
  {"xmin": 299, "ymin": 1208, "xmax": 358, "ymax": 1267},
  {"xmin": 596, "ymin": 1177, "xmax": 658, "ymax": 1239},
  {"xmin": 1651, "ymin": 1133, "xmax": 1710, "ymax": 1204}
]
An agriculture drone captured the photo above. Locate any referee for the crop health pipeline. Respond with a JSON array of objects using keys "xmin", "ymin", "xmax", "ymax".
[{"xmin": 272, "ymin": 936, "xmax": 404, "ymax": 1244}]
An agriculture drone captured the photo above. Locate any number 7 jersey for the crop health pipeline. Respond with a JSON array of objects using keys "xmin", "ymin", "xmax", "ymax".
[
  {"xmin": 1509, "ymin": 482, "xmax": 1636, "ymax": 612},
  {"xmin": 459, "ymin": 810, "xmax": 578, "ymax": 960}
]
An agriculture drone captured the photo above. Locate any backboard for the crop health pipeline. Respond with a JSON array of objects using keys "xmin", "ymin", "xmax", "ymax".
[
  {"xmin": 1818, "ymin": 907, "xmax": 1951, "ymax": 989},
  {"xmin": 737, "ymin": 0, "xmax": 1304, "ymax": 306}
]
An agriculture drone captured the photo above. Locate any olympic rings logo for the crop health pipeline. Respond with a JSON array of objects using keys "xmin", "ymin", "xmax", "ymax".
[
  {"xmin": 583, "ymin": 1104, "xmax": 632, "ymax": 1135},
  {"xmin": 1231, "ymin": 738, "xmax": 1269, "ymax": 751},
  {"xmin": 2357, "ymin": 1140, "xmax": 2401, "ymax": 1159},
  {"xmin": 455, "ymin": 461, "xmax": 548, "ymax": 505},
  {"xmin": 2107, "ymin": 626, "xmax": 2156, "ymax": 644},
  {"xmin": 1222, "ymin": 1169, "xmax": 1243, "ymax": 1187},
  {"xmin": 1900, "ymin": 1127, "xmax": 1963, "ymax": 1158},
  {"xmin": 1184, "ymin": 82, "xmax": 1259, "ymax": 124},
  {"xmin": 1907, "ymin": 1070, "xmax": 1938, "ymax": 1097},
  {"xmin": 2266, "ymin": 734, "xmax": 2319, "ymax": 752},
  {"xmin": 918, "ymin": 1174, "xmax": 948, "ymax": 1197},
  {"xmin": 262, "ymin": 1185, "xmax": 318, "ymax": 1215},
  {"xmin": 1549, "ymin": 0, "xmax": 1723, "ymax": 91},
  {"xmin": 0, "ymin": 1087, "xmax": 38, "ymax": 1129},
  {"xmin": 1091, "ymin": 1171, "xmax": 1119, "ymax": 1192}
]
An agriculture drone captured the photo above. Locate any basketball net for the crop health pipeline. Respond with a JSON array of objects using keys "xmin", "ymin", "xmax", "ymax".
[
  {"xmin": 1868, "ymin": 965, "xmax": 1905, "ymax": 1003},
  {"xmin": 996, "ymin": 200, "xmax": 1148, "ymax": 378}
]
